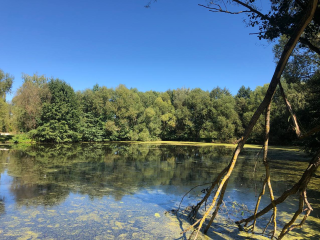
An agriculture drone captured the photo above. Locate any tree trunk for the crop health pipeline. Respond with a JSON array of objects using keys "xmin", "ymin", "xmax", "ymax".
[{"xmin": 189, "ymin": 1, "xmax": 319, "ymax": 239}]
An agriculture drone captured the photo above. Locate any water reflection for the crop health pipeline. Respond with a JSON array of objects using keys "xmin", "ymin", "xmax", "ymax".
[
  {"xmin": 1, "ymin": 144, "xmax": 236, "ymax": 204},
  {"xmin": 0, "ymin": 143, "xmax": 319, "ymax": 239}
]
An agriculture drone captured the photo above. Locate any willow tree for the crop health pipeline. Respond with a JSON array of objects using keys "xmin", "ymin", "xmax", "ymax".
[{"xmin": 149, "ymin": 0, "xmax": 320, "ymax": 239}]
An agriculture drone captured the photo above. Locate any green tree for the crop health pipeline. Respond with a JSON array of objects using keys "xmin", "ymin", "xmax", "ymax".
[
  {"xmin": 105, "ymin": 85, "xmax": 145, "ymax": 141},
  {"xmin": 171, "ymin": 88, "xmax": 192, "ymax": 140},
  {"xmin": 0, "ymin": 69, "xmax": 14, "ymax": 132},
  {"xmin": 30, "ymin": 79, "xmax": 81, "ymax": 142},
  {"xmin": 185, "ymin": 88, "xmax": 212, "ymax": 140},
  {"xmin": 273, "ymin": 35, "xmax": 319, "ymax": 83},
  {"xmin": 300, "ymin": 72, "xmax": 320, "ymax": 153},
  {"xmin": 0, "ymin": 69, "xmax": 13, "ymax": 99},
  {"xmin": 210, "ymin": 87, "xmax": 241, "ymax": 142},
  {"xmin": 12, "ymin": 74, "xmax": 50, "ymax": 132},
  {"xmin": 235, "ymin": 86, "xmax": 252, "ymax": 136},
  {"xmin": 168, "ymin": 1, "xmax": 320, "ymax": 238},
  {"xmin": 271, "ymin": 33, "xmax": 319, "ymax": 147}
]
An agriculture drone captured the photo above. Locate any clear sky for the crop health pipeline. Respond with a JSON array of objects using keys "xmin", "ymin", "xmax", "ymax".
[{"xmin": 0, "ymin": 0, "xmax": 276, "ymax": 101}]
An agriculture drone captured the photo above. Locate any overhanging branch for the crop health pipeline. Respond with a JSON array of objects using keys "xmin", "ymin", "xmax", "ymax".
[
  {"xmin": 199, "ymin": 0, "xmax": 271, "ymax": 20},
  {"xmin": 232, "ymin": 0, "xmax": 270, "ymax": 20},
  {"xmin": 198, "ymin": 4, "xmax": 250, "ymax": 14},
  {"xmin": 299, "ymin": 37, "xmax": 320, "ymax": 55}
]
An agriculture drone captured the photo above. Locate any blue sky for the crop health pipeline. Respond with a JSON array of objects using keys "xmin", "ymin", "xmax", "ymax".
[{"xmin": 0, "ymin": 0, "xmax": 276, "ymax": 101}]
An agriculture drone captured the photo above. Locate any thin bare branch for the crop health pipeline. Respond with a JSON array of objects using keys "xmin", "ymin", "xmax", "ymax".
[
  {"xmin": 232, "ymin": 0, "xmax": 271, "ymax": 20},
  {"xmin": 300, "ymin": 37, "xmax": 320, "ymax": 55},
  {"xmin": 177, "ymin": 181, "xmax": 216, "ymax": 213},
  {"xmin": 191, "ymin": 1, "xmax": 318, "ymax": 239},
  {"xmin": 299, "ymin": 125, "xmax": 320, "ymax": 139},
  {"xmin": 277, "ymin": 191, "xmax": 304, "ymax": 239},
  {"xmin": 187, "ymin": 164, "xmax": 230, "ymax": 220},
  {"xmin": 279, "ymin": 81, "xmax": 320, "ymax": 140},
  {"xmin": 262, "ymin": 213, "xmax": 274, "ymax": 234},
  {"xmin": 278, "ymin": 81, "xmax": 302, "ymax": 138},
  {"xmin": 181, "ymin": 218, "xmax": 201, "ymax": 234},
  {"xmin": 198, "ymin": 4, "xmax": 250, "ymax": 14},
  {"xmin": 203, "ymin": 179, "xmax": 229, "ymax": 234},
  {"xmin": 237, "ymin": 149, "xmax": 320, "ymax": 226}
]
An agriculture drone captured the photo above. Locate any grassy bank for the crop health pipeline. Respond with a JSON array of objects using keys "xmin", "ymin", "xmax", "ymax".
[
  {"xmin": 2, "ymin": 134, "xmax": 301, "ymax": 152},
  {"xmin": 116, "ymin": 140, "xmax": 301, "ymax": 151},
  {"xmin": 0, "ymin": 133, "xmax": 35, "ymax": 144}
]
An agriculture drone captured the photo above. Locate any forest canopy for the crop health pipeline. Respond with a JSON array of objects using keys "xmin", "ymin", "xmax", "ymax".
[
  {"xmin": 2, "ymin": 0, "xmax": 319, "ymax": 150},
  {"xmin": 1, "ymin": 62, "xmax": 317, "ymax": 151}
]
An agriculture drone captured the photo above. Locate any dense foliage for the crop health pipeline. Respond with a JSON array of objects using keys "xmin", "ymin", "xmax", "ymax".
[
  {"xmin": 2, "ymin": 22, "xmax": 319, "ymax": 146},
  {"xmin": 0, "ymin": 69, "xmax": 14, "ymax": 132},
  {"xmin": 0, "ymin": 70, "xmax": 310, "ymax": 146}
]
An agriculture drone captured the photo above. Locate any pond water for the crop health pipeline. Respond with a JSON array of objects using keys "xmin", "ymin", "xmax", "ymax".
[{"xmin": 0, "ymin": 143, "xmax": 319, "ymax": 239}]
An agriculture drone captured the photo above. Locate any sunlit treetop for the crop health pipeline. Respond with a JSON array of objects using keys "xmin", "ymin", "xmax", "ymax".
[{"xmin": 0, "ymin": 69, "xmax": 14, "ymax": 99}]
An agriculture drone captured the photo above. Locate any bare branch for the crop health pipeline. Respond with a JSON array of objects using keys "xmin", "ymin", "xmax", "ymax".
[
  {"xmin": 296, "ymin": 0, "xmax": 307, "ymax": 10},
  {"xmin": 299, "ymin": 37, "xmax": 320, "ymax": 55},
  {"xmin": 199, "ymin": 0, "xmax": 271, "ymax": 18},
  {"xmin": 198, "ymin": 4, "xmax": 250, "ymax": 14},
  {"xmin": 231, "ymin": 0, "xmax": 271, "ymax": 20},
  {"xmin": 237, "ymin": 149, "xmax": 320, "ymax": 226},
  {"xmin": 279, "ymin": 82, "xmax": 320, "ymax": 140},
  {"xmin": 278, "ymin": 81, "xmax": 302, "ymax": 138},
  {"xmin": 299, "ymin": 125, "xmax": 320, "ymax": 139},
  {"xmin": 191, "ymin": 1, "xmax": 318, "ymax": 238}
]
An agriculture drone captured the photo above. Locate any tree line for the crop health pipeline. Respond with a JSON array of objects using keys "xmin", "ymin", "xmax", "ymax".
[
  {"xmin": 0, "ymin": 67, "xmax": 317, "ymax": 147},
  {"xmin": 0, "ymin": 34, "xmax": 318, "ymax": 148}
]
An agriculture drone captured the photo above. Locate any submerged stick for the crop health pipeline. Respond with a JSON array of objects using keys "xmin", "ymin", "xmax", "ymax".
[
  {"xmin": 238, "ymin": 149, "xmax": 320, "ymax": 226},
  {"xmin": 188, "ymin": 164, "xmax": 229, "ymax": 220},
  {"xmin": 203, "ymin": 179, "xmax": 229, "ymax": 234},
  {"xmin": 252, "ymin": 104, "xmax": 271, "ymax": 232}
]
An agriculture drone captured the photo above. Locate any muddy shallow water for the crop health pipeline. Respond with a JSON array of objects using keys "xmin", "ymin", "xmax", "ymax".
[{"xmin": 0, "ymin": 143, "xmax": 319, "ymax": 239}]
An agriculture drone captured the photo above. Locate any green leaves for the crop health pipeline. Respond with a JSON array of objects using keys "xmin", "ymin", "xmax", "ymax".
[
  {"xmin": 30, "ymin": 120, "xmax": 81, "ymax": 143},
  {"xmin": 8, "ymin": 72, "xmax": 316, "ymax": 148},
  {"xmin": 0, "ymin": 69, "xmax": 14, "ymax": 132},
  {"xmin": 27, "ymin": 79, "xmax": 81, "ymax": 143}
]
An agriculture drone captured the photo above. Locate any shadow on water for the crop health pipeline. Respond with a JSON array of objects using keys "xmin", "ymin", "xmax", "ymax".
[{"xmin": 0, "ymin": 143, "xmax": 319, "ymax": 239}]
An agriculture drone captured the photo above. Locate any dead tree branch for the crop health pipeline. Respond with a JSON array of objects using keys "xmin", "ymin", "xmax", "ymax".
[
  {"xmin": 299, "ymin": 37, "xmax": 320, "ymax": 55},
  {"xmin": 198, "ymin": 4, "xmax": 250, "ymax": 14},
  {"xmin": 203, "ymin": 179, "xmax": 229, "ymax": 234},
  {"xmin": 278, "ymin": 81, "xmax": 302, "ymax": 137},
  {"xmin": 299, "ymin": 125, "xmax": 320, "ymax": 139},
  {"xmin": 188, "ymin": 1, "xmax": 318, "ymax": 239},
  {"xmin": 232, "ymin": 0, "xmax": 270, "ymax": 20},
  {"xmin": 188, "ymin": 164, "xmax": 229, "ymax": 220},
  {"xmin": 251, "ymin": 103, "xmax": 277, "ymax": 239},
  {"xmin": 237, "ymin": 148, "xmax": 320, "ymax": 239},
  {"xmin": 279, "ymin": 81, "xmax": 320, "ymax": 139}
]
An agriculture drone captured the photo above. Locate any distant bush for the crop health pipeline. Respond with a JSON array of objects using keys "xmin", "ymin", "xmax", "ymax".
[{"xmin": 9, "ymin": 133, "xmax": 34, "ymax": 144}]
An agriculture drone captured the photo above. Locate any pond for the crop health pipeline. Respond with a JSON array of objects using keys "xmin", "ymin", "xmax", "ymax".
[{"xmin": 0, "ymin": 142, "xmax": 319, "ymax": 239}]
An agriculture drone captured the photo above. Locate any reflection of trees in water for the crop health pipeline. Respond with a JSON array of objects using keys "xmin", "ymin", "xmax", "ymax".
[
  {"xmin": 0, "ymin": 149, "xmax": 10, "ymax": 174},
  {"xmin": 1, "ymin": 143, "xmax": 268, "ymax": 207},
  {"xmin": 1, "ymin": 143, "xmax": 319, "ymax": 238},
  {"xmin": 0, "ymin": 197, "xmax": 4, "ymax": 216},
  {"xmin": 10, "ymin": 182, "xmax": 68, "ymax": 207},
  {"xmin": 0, "ymin": 150, "xmax": 8, "ymax": 215},
  {"xmin": 231, "ymin": 148, "xmax": 320, "ymax": 196}
]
